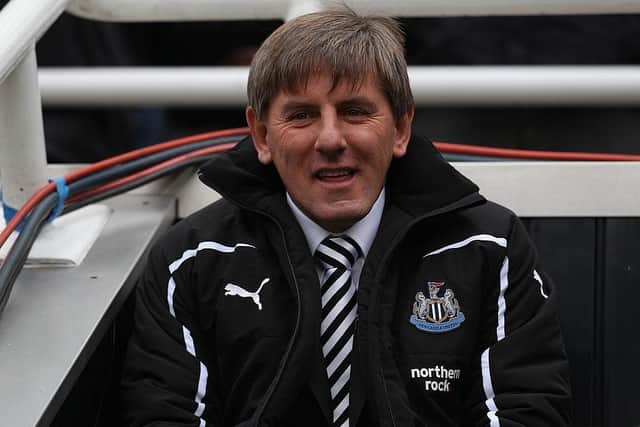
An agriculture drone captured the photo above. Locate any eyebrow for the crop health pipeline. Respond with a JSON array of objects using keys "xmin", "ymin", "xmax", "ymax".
[
  {"xmin": 279, "ymin": 101, "xmax": 316, "ymax": 114},
  {"xmin": 279, "ymin": 97, "xmax": 378, "ymax": 113},
  {"xmin": 337, "ymin": 97, "xmax": 378, "ymax": 110}
]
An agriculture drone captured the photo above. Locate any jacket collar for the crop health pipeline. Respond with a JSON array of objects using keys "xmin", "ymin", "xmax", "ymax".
[{"xmin": 197, "ymin": 134, "xmax": 484, "ymax": 221}]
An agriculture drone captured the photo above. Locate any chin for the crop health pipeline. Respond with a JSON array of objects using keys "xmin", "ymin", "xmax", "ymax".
[{"xmin": 317, "ymin": 206, "xmax": 367, "ymax": 232}]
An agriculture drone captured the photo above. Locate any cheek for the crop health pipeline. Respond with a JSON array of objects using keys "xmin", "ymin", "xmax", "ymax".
[
  {"xmin": 368, "ymin": 140, "xmax": 396, "ymax": 167},
  {"xmin": 270, "ymin": 134, "xmax": 312, "ymax": 164},
  {"xmin": 269, "ymin": 143, "xmax": 292, "ymax": 167},
  {"xmin": 265, "ymin": 133, "xmax": 287, "ymax": 163},
  {"xmin": 351, "ymin": 126, "xmax": 396, "ymax": 157},
  {"xmin": 267, "ymin": 142, "xmax": 306, "ymax": 180}
]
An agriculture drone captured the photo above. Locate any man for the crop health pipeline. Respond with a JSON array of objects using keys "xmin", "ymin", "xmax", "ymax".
[{"xmin": 122, "ymin": 9, "xmax": 572, "ymax": 426}]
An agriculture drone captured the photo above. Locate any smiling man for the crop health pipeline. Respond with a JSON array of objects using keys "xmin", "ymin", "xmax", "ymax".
[
  {"xmin": 122, "ymin": 9, "xmax": 572, "ymax": 427},
  {"xmin": 247, "ymin": 71, "xmax": 412, "ymax": 233}
]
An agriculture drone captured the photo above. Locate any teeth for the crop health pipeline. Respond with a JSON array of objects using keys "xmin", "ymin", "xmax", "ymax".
[{"xmin": 319, "ymin": 169, "xmax": 351, "ymax": 178}]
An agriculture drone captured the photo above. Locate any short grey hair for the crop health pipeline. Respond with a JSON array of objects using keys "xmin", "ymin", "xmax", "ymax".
[{"xmin": 247, "ymin": 9, "xmax": 414, "ymax": 122}]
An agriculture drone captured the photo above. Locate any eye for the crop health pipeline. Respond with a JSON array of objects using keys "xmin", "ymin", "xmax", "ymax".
[
  {"xmin": 289, "ymin": 111, "xmax": 310, "ymax": 121},
  {"xmin": 342, "ymin": 106, "xmax": 370, "ymax": 118}
]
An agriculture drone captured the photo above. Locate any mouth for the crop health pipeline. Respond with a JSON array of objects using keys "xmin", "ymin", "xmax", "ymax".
[{"xmin": 315, "ymin": 168, "xmax": 355, "ymax": 181}]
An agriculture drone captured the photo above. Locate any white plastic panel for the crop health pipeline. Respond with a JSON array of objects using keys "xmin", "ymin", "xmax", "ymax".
[{"xmin": 175, "ymin": 162, "xmax": 640, "ymax": 218}]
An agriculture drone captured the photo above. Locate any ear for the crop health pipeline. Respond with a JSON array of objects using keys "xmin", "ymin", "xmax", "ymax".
[
  {"xmin": 246, "ymin": 106, "xmax": 272, "ymax": 164},
  {"xmin": 392, "ymin": 105, "xmax": 415, "ymax": 158}
]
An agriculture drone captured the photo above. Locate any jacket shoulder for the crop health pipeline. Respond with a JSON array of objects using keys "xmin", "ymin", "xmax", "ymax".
[
  {"xmin": 430, "ymin": 199, "xmax": 520, "ymax": 239},
  {"xmin": 149, "ymin": 199, "xmax": 259, "ymax": 263},
  {"xmin": 465, "ymin": 199, "xmax": 519, "ymax": 229}
]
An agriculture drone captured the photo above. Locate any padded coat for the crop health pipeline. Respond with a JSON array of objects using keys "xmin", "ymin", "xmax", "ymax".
[{"xmin": 121, "ymin": 135, "xmax": 572, "ymax": 426}]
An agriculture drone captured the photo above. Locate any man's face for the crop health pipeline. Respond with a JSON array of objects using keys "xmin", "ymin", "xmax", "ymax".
[{"xmin": 247, "ymin": 72, "xmax": 413, "ymax": 232}]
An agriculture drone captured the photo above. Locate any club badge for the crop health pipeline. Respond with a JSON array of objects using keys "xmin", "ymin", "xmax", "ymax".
[{"xmin": 410, "ymin": 281, "xmax": 465, "ymax": 333}]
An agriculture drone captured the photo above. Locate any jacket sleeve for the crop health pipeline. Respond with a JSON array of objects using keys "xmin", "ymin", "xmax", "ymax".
[
  {"xmin": 464, "ymin": 216, "xmax": 572, "ymax": 426},
  {"xmin": 121, "ymin": 242, "xmax": 222, "ymax": 427}
]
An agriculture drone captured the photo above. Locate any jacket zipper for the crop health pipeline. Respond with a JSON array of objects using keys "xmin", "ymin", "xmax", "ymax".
[
  {"xmin": 198, "ymin": 173, "xmax": 303, "ymax": 427},
  {"xmin": 201, "ymin": 173, "xmax": 483, "ymax": 426},
  {"xmin": 371, "ymin": 195, "xmax": 484, "ymax": 426},
  {"xmin": 225, "ymin": 205, "xmax": 301, "ymax": 427},
  {"xmin": 374, "ymin": 223, "xmax": 413, "ymax": 427},
  {"xmin": 251, "ymin": 214, "xmax": 300, "ymax": 427}
]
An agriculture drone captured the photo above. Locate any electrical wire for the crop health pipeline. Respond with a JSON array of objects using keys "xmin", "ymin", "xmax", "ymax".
[
  {"xmin": 59, "ymin": 138, "xmax": 240, "ymax": 205},
  {"xmin": 65, "ymin": 143, "xmax": 236, "ymax": 214},
  {"xmin": 0, "ymin": 136, "xmax": 241, "ymax": 259},
  {"xmin": 2, "ymin": 126, "xmax": 640, "ymax": 317},
  {"xmin": 434, "ymin": 142, "xmax": 640, "ymax": 161},
  {"xmin": 64, "ymin": 158, "xmax": 202, "ymax": 216},
  {"xmin": 0, "ymin": 139, "xmax": 239, "ymax": 317},
  {"xmin": 0, "ymin": 155, "xmax": 203, "ymax": 316},
  {"xmin": 441, "ymin": 153, "xmax": 511, "ymax": 162},
  {"xmin": 4, "ymin": 130, "xmax": 640, "ymax": 249},
  {"xmin": 0, "ymin": 129, "xmax": 249, "ymax": 248},
  {"xmin": 0, "ymin": 192, "xmax": 57, "ymax": 314}
]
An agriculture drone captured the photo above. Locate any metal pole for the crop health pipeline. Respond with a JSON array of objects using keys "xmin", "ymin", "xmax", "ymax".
[
  {"xmin": 285, "ymin": 0, "xmax": 324, "ymax": 20},
  {"xmin": 36, "ymin": 66, "xmax": 640, "ymax": 107},
  {"xmin": 409, "ymin": 66, "xmax": 640, "ymax": 106},
  {"xmin": 0, "ymin": 48, "xmax": 48, "ymax": 219},
  {"xmin": 0, "ymin": 0, "xmax": 68, "ymax": 222},
  {"xmin": 66, "ymin": 0, "xmax": 640, "ymax": 22},
  {"xmin": 0, "ymin": 0, "xmax": 69, "ymax": 84}
]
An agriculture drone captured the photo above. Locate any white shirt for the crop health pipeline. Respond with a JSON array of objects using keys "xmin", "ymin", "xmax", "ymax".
[{"xmin": 286, "ymin": 189, "xmax": 385, "ymax": 287}]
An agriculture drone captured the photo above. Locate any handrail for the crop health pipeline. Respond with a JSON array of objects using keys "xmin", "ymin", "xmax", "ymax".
[
  {"xmin": 4, "ymin": 0, "xmax": 640, "ymax": 85},
  {"xmin": 38, "ymin": 66, "xmax": 640, "ymax": 107},
  {"xmin": 2, "ymin": 0, "xmax": 640, "ymax": 222},
  {"xmin": 0, "ymin": 0, "xmax": 69, "ymax": 84},
  {"xmin": 66, "ymin": 0, "xmax": 640, "ymax": 22}
]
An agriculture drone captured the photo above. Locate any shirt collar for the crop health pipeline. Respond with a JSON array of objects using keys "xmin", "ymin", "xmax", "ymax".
[{"xmin": 287, "ymin": 189, "xmax": 385, "ymax": 258}]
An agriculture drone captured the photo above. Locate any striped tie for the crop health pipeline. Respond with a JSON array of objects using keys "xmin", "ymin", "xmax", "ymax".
[{"xmin": 315, "ymin": 235, "xmax": 363, "ymax": 427}]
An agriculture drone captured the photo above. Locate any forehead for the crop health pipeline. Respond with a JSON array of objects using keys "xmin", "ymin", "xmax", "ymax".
[{"xmin": 272, "ymin": 72, "xmax": 386, "ymax": 105}]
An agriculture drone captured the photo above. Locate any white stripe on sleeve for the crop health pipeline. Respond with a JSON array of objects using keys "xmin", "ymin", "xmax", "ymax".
[
  {"xmin": 497, "ymin": 257, "xmax": 509, "ymax": 341},
  {"xmin": 164, "ymin": 240, "xmax": 253, "ymax": 427},
  {"xmin": 169, "ymin": 240, "xmax": 255, "ymax": 273},
  {"xmin": 427, "ymin": 235, "xmax": 510, "ymax": 426},
  {"xmin": 423, "ymin": 234, "xmax": 506, "ymax": 258},
  {"xmin": 168, "ymin": 277, "xmax": 177, "ymax": 317},
  {"xmin": 482, "ymin": 349, "xmax": 500, "ymax": 427}
]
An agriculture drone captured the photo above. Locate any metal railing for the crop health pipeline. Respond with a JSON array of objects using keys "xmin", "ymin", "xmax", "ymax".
[
  {"xmin": 65, "ymin": 0, "xmax": 640, "ymax": 22},
  {"xmin": 1, "ymin": 0, "xmax": 640, "ymax": 217},
  {"xmin": 36, "ymin": 66, "xmax": 640, "ymax": 107}
]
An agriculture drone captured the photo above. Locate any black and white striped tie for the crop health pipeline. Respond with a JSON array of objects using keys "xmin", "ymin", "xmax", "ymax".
[{"xmin": 315, "ymin": 235, "xmax": 363, "ymax": 427}]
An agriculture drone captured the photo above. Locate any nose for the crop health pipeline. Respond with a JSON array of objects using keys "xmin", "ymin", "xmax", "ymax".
[{"xmin": 315, "ymin": 112, "xmax": 346, "ymax": 156}]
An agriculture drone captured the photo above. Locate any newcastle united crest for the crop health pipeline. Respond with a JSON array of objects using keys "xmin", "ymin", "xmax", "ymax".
[{"xmin": 410, "ymin": 281, "xmax": 465, "ymax": 333}]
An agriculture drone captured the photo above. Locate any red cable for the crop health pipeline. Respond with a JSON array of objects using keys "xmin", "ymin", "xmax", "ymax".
[
  {"xmin": 0, "ymin": 128, "xmax": 250, "ymax": 248},
  {"xmin": 434, "ymin": 142, "xmax": 640, "ymax": 161},
  {"xmin": 65, "ymin": 127, "xmax": 248, "ymax": 182},
  {"xmin": 3, "ymin": 127, "xmax": 640, "ymax": 250},
  {"xmin": 67, "ymin": 143, "xmax": 236, "ymax": 204}
]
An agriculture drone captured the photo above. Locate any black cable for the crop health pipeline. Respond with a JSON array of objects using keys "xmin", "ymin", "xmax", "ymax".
[
  {"xmin": 63, "ymin": 156, "xmax": 208, "ymax": 215},
  {"xmin": 69, "ymin": 151, "xmax": 511, "ymax": 213},
  {"xmin": 0, "ymin": 134, "xmax": 515, "ymax": 316},
  {"xmin": 64, "ymin": 135, "xmax": 242, "ymax": 195},
  {"xmin": 0, "ymin": 192, "xmax": 57, "ymax": 315},
  {"xmin": 442, "ymin": 153, "xmax": 518, "ymax": 162},
  {"xmin": 0, "ymin": 154, "xmax": 203, "ymax": 315},
  {"xmin": 0, "ymin": 135, "xmax": 241, "ymax": 317}
]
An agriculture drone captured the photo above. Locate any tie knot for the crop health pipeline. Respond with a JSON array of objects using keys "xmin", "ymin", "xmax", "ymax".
[{"xmin": 315, "ymin": 234, "xmax": 363, "ymax": 271}]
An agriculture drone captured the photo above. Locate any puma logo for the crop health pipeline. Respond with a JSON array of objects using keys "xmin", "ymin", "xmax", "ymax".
[{"xmin": 224, "ymin": 278, "xmax": 271, "ymax": 310}]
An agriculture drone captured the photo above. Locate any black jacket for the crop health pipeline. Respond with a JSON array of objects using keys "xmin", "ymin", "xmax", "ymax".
[{"xmin": 122, "ymin": 135, "xmax": 572, "ymax": 426}]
